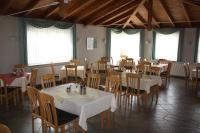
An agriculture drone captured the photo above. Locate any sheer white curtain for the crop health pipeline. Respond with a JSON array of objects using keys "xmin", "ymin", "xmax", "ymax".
[
  {"xmin": 111, "ymin": 31, "xmax": 140, "ymax": 65},
  {"xmin": 155, "ymin": 32, "xmax": 179, "ymax": 61},
  {"xmin": 27, "ymin": 25, "xmax": 73, "ymax": 66}
]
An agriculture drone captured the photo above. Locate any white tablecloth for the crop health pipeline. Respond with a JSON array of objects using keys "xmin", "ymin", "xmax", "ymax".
[
  {"xmin": 59, "ymin": 66, "xmax": 85, "ymax": 80},
  {"xmin": 121, "ymin": 72, "xmax": 162, "ymax": 93},
  {"xmin": 151, "ymin": 64, "xmax": 168, "ymax": 72},
  {"xmin": 42, "ymin": 83, "xmax": 117, "ymax": 130},
  {"xmin": 10, "ymin": 77, "xmax": 29, "ymax": 92}
]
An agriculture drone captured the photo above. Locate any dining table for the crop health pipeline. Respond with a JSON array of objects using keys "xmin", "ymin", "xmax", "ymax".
[
  {"xmin": 121, "ymin": 72, "xmax": 162, "ymax": 94},
  {"xmin": 0, "ymin": 72, "xmax": 30, "ymax": 92},
  {"xmin": 41, "ymin": 83, "xmax": 117, "ymax": 131},
  {"xmin": 151, "ymin": 63, "xmax": 168, "ymax": 73}
]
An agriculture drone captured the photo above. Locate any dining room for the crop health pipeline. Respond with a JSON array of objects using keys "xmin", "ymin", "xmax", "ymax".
[{"xmin": 0, "ymin": 0, "xmax": 200, "ymax": 133}]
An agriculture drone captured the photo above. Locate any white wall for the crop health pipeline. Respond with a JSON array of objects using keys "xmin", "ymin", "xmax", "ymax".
[
  {"xmin": 76, "ymin": 24, "xmax": 106, "ymax": 65},
  {"xmin": 0, "ymin": 16, "xmax": 20, "ymax": 73}
]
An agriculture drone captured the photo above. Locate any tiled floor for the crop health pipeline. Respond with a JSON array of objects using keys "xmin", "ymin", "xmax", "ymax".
[{"xmin": 1, "ymin": 78, "xmax": 200, "ymax": 133}]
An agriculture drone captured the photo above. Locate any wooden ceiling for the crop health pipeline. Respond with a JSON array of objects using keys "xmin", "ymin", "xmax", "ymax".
[{"xmin": 0, "ymin": 0, "xmax": 200, "ymax": 29}]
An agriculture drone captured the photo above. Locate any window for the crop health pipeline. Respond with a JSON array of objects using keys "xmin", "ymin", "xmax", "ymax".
[
  {"xmin": 111, "ymin": 31, "xmax": 140, "ymax": 65},
  {"xmin": 155, "ymin": 32, "xmax": 179, "ymax": 61},
  {"xmin": 27, "ymin": 24, "xmax": 73, "ymax": 66},
  {"xmin": 197, "ymin": 33, "xmax": 200, "ymax": 62}
]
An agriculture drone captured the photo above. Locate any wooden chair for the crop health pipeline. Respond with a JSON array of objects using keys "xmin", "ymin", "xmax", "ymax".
[
  {"xmin": 41, "ymin": 74, "xmax": 56, "ymax": 89},
  {"xmin": 183, "ymin": 63, "xmax": 190, "ymax": 89},
  {"xmin": 70, "ymin": 59, "xmax": 80, "ymax": 66},
  {"xmin": 65, "ymin": 65, "xmax": 78, "ymax": 83},
  {"xmin": 136, "ymin": 64, "xmax": 145, "ymax": 74},
  {"xmin": 150, "ymin": 66, "xmax": 160, "ymax": 76},
  {"xmin": 119, "ymin": 59, "xmax": 126, "ymax": 70},
  {"xmin": 29, "ymin": 68, "xmax": 38, "ymax": 87},
  {"xmin": 0, "ymin": 123, "xmax": 11, "ymax": 133},
  {"xmin": 125, "ymin": 73, "xmax": 147, "ymax": 109},
  {"xmin": 97, "ymin": 60, "xmax": 107, "ymax": 74},
  {"xmin": 86, "ymin": 73, "xmax": 100, "ymax": 89},
  {"xmin": 14, "ymin": 64, "xmax": 27, "ymax": 70},
  {"xmin": 0, "ymin": 77, "xmax": 18, "ymax": 110},
  {"xmin": 160, "ymin": 62, "xmax": 172, "ymax": 86},
  {"xmin": 105, "ymin": 75, "xmax": 120, "ymax": 97},
  {"xmin": 27, "ymin": 86, "xmax": 42, "ymax": 133},
  {"xmin": 124, "ymin": 58, "xmax": 135, "ymax": 72},
  {"xmin": 158, "ymin": 59, "xmax": 168, "ymax": 64},
  {"xmin": 39, "ymin": 92, "xmax": 78, "ymax": 133},
  {"xmin": 101, "ymin": 57, "xmax": 109, "ymax": 62}
]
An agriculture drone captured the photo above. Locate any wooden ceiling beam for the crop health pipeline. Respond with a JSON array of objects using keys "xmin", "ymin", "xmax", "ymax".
[
  {"xmin": 74, "ymin": 0, "xmax": 114, "ymax": 22},
  {"xmin": 98, "ymin": 3, "xmax": 137, "ymax": 25},
  {"xmin": 141, "ymin": 5, "xmax": 160, "ymax": 28},
  {"xmin": 178, "ymin": 0, "xmax": 191, "ymax": 27},
  {"xmin": 158, "ymin": 0, "xmax": 175, "ymax": 27},
  {"xmin": 42, "ymin": 5, "xmax": 58, "ymax": 18},
  {"xmin": 123, "ymin": 0, "xmax": 146, "ymax": 29},
  {"xmin": 112, "ymin": 16, "xmax": 130, "ymax": 25},
  {"xmin": 183, "ymin": 0, "xmax": 200, "ymax": 7},
  {"xmin": 62, "ymin": 0, "xmax": 96, "ymax": 20},
  {"xmin": 132, "ymin": 15, "xmax": 147, "ymax": 28},
  {"xmin": 23, "ymin": 0, "xmax": 41, "ymax": 16},
  {"xmin": 45, "ymin": 7, "xmax": 58, "ymax": 18},
  {"xmin": 103, "ymin": 9, "xmax": 135, "ymax": 26},
  {"xmin": 1, "ymin": 0, "xmax": 15, "ymax": 14},
  {"xmin": 147, "ymin": 0, "xmax": 153, "ymax": 30},
  {"xmin": 85, "ymin": 0, "xmax": 139, "ymax": 25}
]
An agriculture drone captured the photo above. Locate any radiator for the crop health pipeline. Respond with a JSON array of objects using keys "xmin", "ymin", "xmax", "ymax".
[{"xmin": 170, "ymin": 62, "xmax": 185, "ymax": 77}]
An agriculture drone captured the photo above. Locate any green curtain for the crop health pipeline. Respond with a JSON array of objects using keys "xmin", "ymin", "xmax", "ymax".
[
  {"xmin": 106, "ymin": 28, "xmax": 111, "ymax": 57},
  {"xmin": 26, "ymin": 18, "xmax": 73, "ymax": 29},
  {"xmin": 152, "ymin": 31, "xmax": 156, "ymax": 60},
  {"xmin": 140, "ymin": 30, "xmax": 145, "ymax": 58},
  {"xmin": 72, "ymin": 25, "xmax": 77, "ymax": 59},
  {"xmin": 194, "ymin": 29, "xmax": 200, "ymax": 62},
  {"xmin": 18, "ymin": 18, "xmax": 27, "ymax": 64},
  {"xmin": 177, "ymin": 29, "xmax": 185, "ymax": 62},
  {"xmin": 153, "ymin": 28, "xmax": 179, "ymax": 34}
]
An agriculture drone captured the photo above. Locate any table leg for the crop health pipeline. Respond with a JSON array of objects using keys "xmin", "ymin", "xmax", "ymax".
[{"xmin": 107, "ymin": 110, "xmax": 111, "ymax": 128}]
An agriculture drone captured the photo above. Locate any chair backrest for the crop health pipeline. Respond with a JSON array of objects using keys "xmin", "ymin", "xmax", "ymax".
[
  {"xmin": 27, "ymin": 86, "xmax": 40, "ymax": 116},
  {"xmin": 50, "ymin": 63, "xmax": 56, "ymax": 77},
  {"xmin": 125, "ymin": 58, "xmax": 134, "ymax": 66},
  {"xmin": 158, "ymin": 59, "xmax": 168, "ymax": 64},
  {"xmin": 183, "ymin": 63, "xmax": 190, "ymax": 77},
  {"xmin": 105, "ymin": 75, "xmax": 120, "ymax": 94},
  {"xmin": 14, "ymin": 64, "xmax": 27, "ymax": 73},
  {"xmin": 126, "ymin": 73, "xmax": 140, "ymax": 95},
  {"xmin": 150, "ymin": 66, "xmax": 160, "ymax": 76},
  {"xmin": 39, "ymin": 92, "xmax": 58, "ymax": 126},
  {"xmin": 30, "ymin": 68, "xmax": 38, "ymax": 87},
  {"xmin": 166, "ymin": 62, "xmax": 172, "ymax": 76},
  {"xmin": 97, "ymin": 60, "xmax": 107, "ymax": 71},
  {"xmin": 136, "ymin": 64, "xmax": 145, "ymax": 74},
  {"xmin": 41, "ymin": 74, "xmax": 56, "ymax": 89},
  {"xmin": 0, "ymin": 123, "xmax": 11, "ymax": 133},
  {"xmin": 101, "ymin": 57, "xmax": 109, "ymax": 62},
  {"xmin": 119, "ymin": 59, "xmax": 126, "ymax": 70},
  {"xmin": 86, "ymin": 73, "xmax": 100, "ymax": 89},
  {"xmin": 70, "ymin": 59, "xmax": 80, "ymax": 66},
  {"xmin": 65, "ymin": 65, "xmax": 77, "ymax": 82}
]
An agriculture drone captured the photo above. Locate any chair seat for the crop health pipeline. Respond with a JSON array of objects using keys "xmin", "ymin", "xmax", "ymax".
[
  {"xmin": 0, "ymin": 86, "xmax": 19, "ymax": 94},
  {"xmin": 127, "ymin": 88, "xmax": 146, "ymax": 94},
  {"xmin": 56, "ymin": 108, "xmax": 78, "ymax": 126}
]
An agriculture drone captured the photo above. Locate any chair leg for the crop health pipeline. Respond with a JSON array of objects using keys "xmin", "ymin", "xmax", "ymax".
[
  {"xmin": 5, "ymin": 95, "xmax": 9, "ymax": 111},
  {"xmin": 32, "ymin": 117, "xmax": 34, "ymax": 133},
  {"xmin": 61, "ymin": 126, "xmax": 65, "ymax": 133}
]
